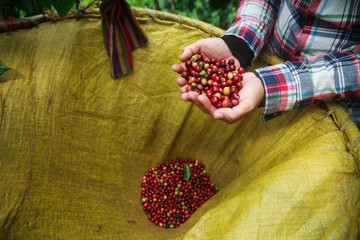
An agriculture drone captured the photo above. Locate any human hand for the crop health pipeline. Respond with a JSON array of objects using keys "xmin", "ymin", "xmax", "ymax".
[
  {"xmin": 172, "ymin": 38, "xmax": 264, "ymax": 123},
  {"xmin": 175, "ymin": 71, "xmax": 264, "ymax": 124},
  {"xmin": 210, "ymin": 72, "xmax": 264, "ymax": 123}
]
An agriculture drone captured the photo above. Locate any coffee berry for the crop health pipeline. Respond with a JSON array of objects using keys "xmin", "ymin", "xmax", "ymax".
[
  {"xmin": 180, "ymin": 54, "xmax": 245, "ymax": 108},
  {"xmin": 141, "ymin": 159, "xmax": 219, "ymax": 228}
]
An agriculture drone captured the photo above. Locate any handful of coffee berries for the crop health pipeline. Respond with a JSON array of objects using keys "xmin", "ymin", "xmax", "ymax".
[
  {"xmin": 180, "ymin": 54, "xmax": 245, "ymax": 108},
  {"xmin": 141, "ymin": 159, "xmax": 218, "ymax": 228}
]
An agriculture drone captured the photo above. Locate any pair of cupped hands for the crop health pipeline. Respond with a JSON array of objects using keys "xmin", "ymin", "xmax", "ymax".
[{"xmin": 171, "ymin": 38, "xmax": 264, "ymax": 124}]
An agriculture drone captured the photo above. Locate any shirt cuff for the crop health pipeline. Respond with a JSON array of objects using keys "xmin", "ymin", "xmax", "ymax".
[
  {"xmin": 254, "ymin": 61, "xmax": 313, "ymax": 122},
  {"xmin": 253, "ymin": 71, "xmax": 265, "ymax": 108},
  {"xmin": 220, "ymin": 35, "xmax": 254, "ymax": 70}
]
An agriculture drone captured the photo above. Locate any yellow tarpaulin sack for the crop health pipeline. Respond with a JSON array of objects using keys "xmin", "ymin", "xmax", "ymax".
[{"xmin": 0, "ymin": 7, "xmax": 359, "ymax": 240}]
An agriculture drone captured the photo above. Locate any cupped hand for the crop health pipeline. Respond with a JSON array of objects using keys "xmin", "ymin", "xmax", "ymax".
[
  {"xmin": 176, "ymin": 71, "xmax": 265, "ymax": 124},
  {"xmin": 172, "ymin": 37, "xmax": 240, "ymax": 115},
  {"xmin": 171, "ymin": 38, "xmax": 264, "ymax": 124},
  {"xmin": 211, "ymin": 72, "xmax": 264, "ymax": 123}
]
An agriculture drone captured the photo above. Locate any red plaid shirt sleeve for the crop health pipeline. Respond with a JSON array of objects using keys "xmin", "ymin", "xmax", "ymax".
[{"xmin": 224, "ymin": 0, "xmax": 360, "ymax": 127}]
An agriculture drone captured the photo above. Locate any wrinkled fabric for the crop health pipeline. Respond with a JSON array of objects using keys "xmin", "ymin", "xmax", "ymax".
[{"xmin": 0, "ymin": 7, "xmax": 359, "ymax": 240}]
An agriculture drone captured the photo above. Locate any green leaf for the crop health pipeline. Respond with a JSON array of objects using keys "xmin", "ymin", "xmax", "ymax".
[
  {"xmin": 184, "ymin": 164, "xmax": 191, "ymax": 182},
  {"xmin": 0, "ymin": 61, "xmax": 10, "ymax": 76},
  {"xmin": 53, "ymin": 0, "xmax": 76, "ymax": 18}
]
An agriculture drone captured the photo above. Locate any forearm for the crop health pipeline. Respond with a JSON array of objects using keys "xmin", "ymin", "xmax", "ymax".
[{"xmin": 255, "ymin": 50, "xmax": 360, "ymax": 122}]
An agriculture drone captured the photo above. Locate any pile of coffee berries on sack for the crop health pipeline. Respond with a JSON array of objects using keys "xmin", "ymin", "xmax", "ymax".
[
  {"xmin": 180, "ymin": 54, "xmax": 245, "ymax": 108},
  {"xmin": 141, "ymin": 159, "xmax": 218, "ymax": 228}
]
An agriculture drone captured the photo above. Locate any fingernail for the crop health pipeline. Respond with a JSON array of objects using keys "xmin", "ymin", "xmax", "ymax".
[{"xmin": 214, "ymin": 113, "xmax": 223, "ymax": 119}]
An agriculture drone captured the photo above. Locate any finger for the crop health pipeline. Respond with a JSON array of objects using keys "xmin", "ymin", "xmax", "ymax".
[
  {"xmin": 180, "ymin": 85, "xmax": 189, "ymax": 93},
  {"xmin": 213, "ymin": 99, "xmax": 256, "ymax": 124},
  {"xmin": 181, "ymin": 91, "xmax": 199, "ymax": 102},
  {"xmin": 180, "ymin": 92, "xmax": 190, "ymax": 101},
  {"xmin": 181, "ymin": 91, "xmax": 210, "ymax": 114},
  {"xmin": 172, "ymin": 64, "xmax": 187, "ymax": 73},
  {"xmin": 180, "ymin": 40, "xmax": 203, "ymax": 62},
  {"xmin": 198, "ymin": 94, "xmax": 217, "ymax": 115},
  {"xmin": 186, "ymin": 91, "xmax": 201, "ymax": 103},
  {"xmin": 176, "ymin": 77, "xmax": 188, "ymax": 87}
]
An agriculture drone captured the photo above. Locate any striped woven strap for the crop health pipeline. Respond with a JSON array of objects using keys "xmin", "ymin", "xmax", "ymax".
[
  {"xmin": 100, "ymin": 0, "xmax": 148, "ymax": 78},
  {"xmin": 0, "ymin": 19, "xmax": 26, "ymax": 32}
]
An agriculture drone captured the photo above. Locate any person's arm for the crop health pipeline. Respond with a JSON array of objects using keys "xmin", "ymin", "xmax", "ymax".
[
  {"xmin": 220, "ymin": 0, "xmax": 281, "ymax": 69},
  {"xmin": 171, "ymin": 0, "xmax": 282, "ymax": 124},
  {"xmin": 255, "ymin": 49, "xmax": 360, "ymax": 124}
]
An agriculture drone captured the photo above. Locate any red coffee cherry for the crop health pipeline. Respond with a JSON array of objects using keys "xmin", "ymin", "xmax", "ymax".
[
  {"xmin": 179, "ymin": 55, "xmax": 245, "ymax": 109},
  {"xmin": 141, "ymin": 159, "xmax": 219, "ymax": 228}
]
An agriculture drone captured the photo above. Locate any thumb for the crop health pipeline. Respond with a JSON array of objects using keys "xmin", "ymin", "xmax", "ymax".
[
  {"xmin": 213, "ymin": 99, "xmax": 256, "ymax": 124},
  {"xmin": 180, "ymin": 39, "xmax": 204, "ymax": 62}
]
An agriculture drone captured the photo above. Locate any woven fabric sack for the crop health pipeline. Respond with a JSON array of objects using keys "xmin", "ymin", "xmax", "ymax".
[{"xmin": 0, "ymin": 7, "xmax": 359, "ymax": 240}]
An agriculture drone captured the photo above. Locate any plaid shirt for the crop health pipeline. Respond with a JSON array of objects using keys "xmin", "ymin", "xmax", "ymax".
[{"xmin": 223, "ymin": 0, "xmax": 360, "ymax": 127}]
